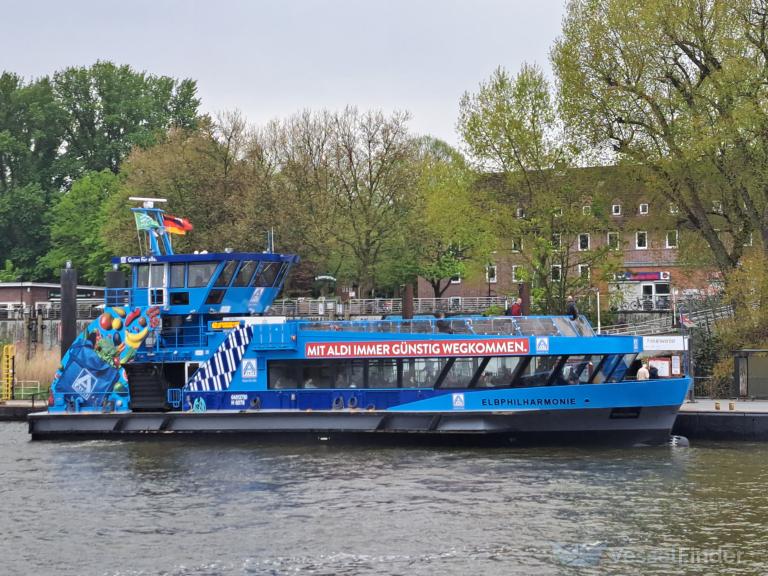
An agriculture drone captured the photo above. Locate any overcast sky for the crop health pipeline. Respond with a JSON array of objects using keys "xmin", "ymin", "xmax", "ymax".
[{"xmin": 3, "ymin": 0, "xmax": 566, "ymax": 147}]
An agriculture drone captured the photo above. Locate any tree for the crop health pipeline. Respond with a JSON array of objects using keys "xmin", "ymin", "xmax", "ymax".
[
  {"xmin": 552, "ymin": 0, "xmax": 768, "ymax": 275},
  {"xmin": 41, "ymin": 170, "xmax": 121, "ymax": 284},
  {"xmin": 262, "ymin": 108, "xmax": 419, "ymax": 296},
  {"xmin": 0, "ymin": 183, "xmax": 51, "ymax": 278},
  {"xmin": 52, "ymin": 61, "xmax": 200, "ymax": 180},
  {"xmin": 408, "ymin": 137, "xmax": 493, "ymax": 297},
  {"xmin": 458, "ymin": 64, "xmax": 617, "ymax": 311}
]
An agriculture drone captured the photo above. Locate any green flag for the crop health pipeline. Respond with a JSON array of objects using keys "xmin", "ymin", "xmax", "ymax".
[{"xmin": 134, "ymin": 212, "xmax": 159, "ymax": 231}]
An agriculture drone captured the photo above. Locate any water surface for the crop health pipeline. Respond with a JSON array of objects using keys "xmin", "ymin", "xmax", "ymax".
[{"xmin": 2, "ymin": 422, "xmax": 766, "ymax": 575}]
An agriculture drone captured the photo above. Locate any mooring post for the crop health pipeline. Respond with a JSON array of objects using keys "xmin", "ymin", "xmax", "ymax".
[{"xmin": 60, "ymin": 262, "xmax": 77, "ymax": 359}]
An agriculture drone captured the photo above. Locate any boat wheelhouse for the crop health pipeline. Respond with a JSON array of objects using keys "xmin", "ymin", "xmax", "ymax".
[{"xmin": 29, "ymin": 201, "xmax": 691, "ymax": 445}]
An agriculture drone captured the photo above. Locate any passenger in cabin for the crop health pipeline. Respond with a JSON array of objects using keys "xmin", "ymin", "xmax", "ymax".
[
  {"xmin": 649, "ymin": 364, "xmax": 659, "ymax": 379},
  {"xmin": 436, "ymin": 312, "xmax": 453, "ymax": 333},
  {"xmin": 567, "ymin": 367, "xmax": 580, "ymax": 384},
  {"xmin": 637, "ymin": 362, "xmax": 650, "ymax": 380},
  {"xmin": 566, "ymin": 295, "xmax": 579, "ymax": 320},
  {"xmin": 480, "ymin": 372, "xmax": 494, "ymax": 387}
]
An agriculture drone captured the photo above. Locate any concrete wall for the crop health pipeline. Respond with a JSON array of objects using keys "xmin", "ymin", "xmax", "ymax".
[{"xmin": 0, "ymin": 320, "xmax": 92, "ymax": 349}]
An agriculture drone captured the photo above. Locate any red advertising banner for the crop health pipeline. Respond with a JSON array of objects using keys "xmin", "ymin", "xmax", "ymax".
[{"xmin": 305, "ymin": 338, "xmax": 530, "ymax": 359}]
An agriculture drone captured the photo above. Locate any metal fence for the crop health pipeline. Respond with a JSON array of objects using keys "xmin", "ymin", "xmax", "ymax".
[{"xmin": 267, "ymin": 296, "xmax": 508, "ymax": 318}]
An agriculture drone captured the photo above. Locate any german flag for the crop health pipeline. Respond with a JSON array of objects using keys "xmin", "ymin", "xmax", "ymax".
[{"xmin": 163, "ymin": 215, "xmax": 194, "ymax": 235}]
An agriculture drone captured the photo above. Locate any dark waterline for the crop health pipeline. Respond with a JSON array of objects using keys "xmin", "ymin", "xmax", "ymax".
[{"xmin": 3, "ymin": 422, "xmax": 767, "ymax": 575}]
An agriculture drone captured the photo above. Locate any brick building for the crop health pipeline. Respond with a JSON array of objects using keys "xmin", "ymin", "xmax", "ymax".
[{"xmin": 417, "ymin": 166, "xmax": 725, "ymax": 311}]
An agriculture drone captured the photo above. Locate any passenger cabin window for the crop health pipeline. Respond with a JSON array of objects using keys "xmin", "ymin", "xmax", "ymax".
[
  {"xmin": 233, "ymin": 260, "xmax": 257, "ymax": 287},
  {"xmin": 255, "ymin": 262, "xmax": 282, "ymax": 287},
  {"xmin": 214, "ymin": 260, "xmax": 238, "ymax": 287},
  {"xmin": 170, "ymin": 263, "xmax": 186, "ymax": 288},
  {"xmin": 188, "ymin": 262, "xmax": 218, "ymax": 288},
  {"xmin": 136, "ymin": 265, "xmax": 149, "ymax": 288}
]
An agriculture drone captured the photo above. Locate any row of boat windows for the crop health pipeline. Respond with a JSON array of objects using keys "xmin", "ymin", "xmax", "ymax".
[
  {"xmin": 268, "ymin": 354, "xmax": 637, "ymax": 390},
  {"xmin": 135, "ymin": 261, "xmax": 285, "ymax": 290}
]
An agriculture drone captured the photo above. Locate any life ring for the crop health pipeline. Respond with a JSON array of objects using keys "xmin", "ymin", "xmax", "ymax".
[
  {"xmin": 332, "ymin": 396, "xmax": 345, "ymax": 410},
  {"xmin": 366, "ymin": 403, "xmax": 376, "ymax": 411},
  {"xmin": 251, "ymin": 396, "xmax": 261, "ymax": 410},
  {"xmin": 348, "ymin": 395, "xmax": 359, "ymax": 409}
]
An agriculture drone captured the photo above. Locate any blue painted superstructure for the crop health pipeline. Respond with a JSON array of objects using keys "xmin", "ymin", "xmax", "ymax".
[{"xmin": 31, "ymin": 200, "xmax": 692, "ymax": 444}]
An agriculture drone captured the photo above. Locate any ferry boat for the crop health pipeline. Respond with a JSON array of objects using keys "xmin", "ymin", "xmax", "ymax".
[{"xmin": 28, "ymin": 200, "xmax": 692, "ymax": 444}]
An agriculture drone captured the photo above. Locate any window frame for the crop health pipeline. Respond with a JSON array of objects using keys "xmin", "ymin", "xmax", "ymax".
[
  {"xmin": 636, "ymin": 231, "xmax": 648, "ymax": 250},
  {"xmin": 582, "ymin": 205, "xmax": 592, "ymax": 216},
  {"xmin": 486, "ymin": 265, "xmax": 498, "ymax": 284},
  {"xmin": 578, "ymin": 264, "xmax": 590, "ymax": 280},
  {"xmin": 639, "ymin": 203, "xmax": 649, "ymax": 215},
  {"xmin": 665, "ymin": 230, "xmax": 678, "ymax": 249},
  {"xmin": 612, "ymin": 204, "xmax": 622, "ymax": 216},
  {"xmin": 578, "ymin": 233, "xmax": 590, "ymax": 251},
  {"xmin": 551, "ymin": 264, "xmax": 562, "ymax": 282},
  {"xmin": 607, "ymin": 231, "xmax": 620, "ymax": 251}
]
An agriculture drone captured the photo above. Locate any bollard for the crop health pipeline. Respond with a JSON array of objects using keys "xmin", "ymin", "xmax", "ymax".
[
  {"xmin": 729, "ymin": 401, "xmax": 735, "ymax": 411},
  {"xmin": 714, "ymin": 401, "xmax": 721, "ymax": 410}
]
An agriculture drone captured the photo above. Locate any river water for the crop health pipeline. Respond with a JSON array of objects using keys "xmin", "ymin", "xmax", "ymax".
[{"xmin": 2, "ymin": 422, "xmax": 767, "ymax": 576}]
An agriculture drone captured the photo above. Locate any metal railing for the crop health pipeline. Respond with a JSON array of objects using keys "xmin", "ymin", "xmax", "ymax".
[{"xmin": 268, "ymin": 296, "xmax": 508, "ymax": 318}]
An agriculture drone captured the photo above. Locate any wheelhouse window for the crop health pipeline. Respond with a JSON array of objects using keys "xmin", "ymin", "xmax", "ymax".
[
  {"xmin": 233, "ymin": 260, "xmax": 258, "ymax": 287},
  {"xmin": 136, "ymin": 264, "xmax": 164, "ymax": 288},
  {"xmin": 214, "ymin": 260, "xmax": 238, "ymax": 287},
  {"xmin": 636, "ymin": 231, "xmax": 648, "ymax": 249},
  {"xmin": 169, "ymin": 263, "xmax": 186, "ymax": 288},
  {"xmin": 254, "ymin": 261, "xmax": 282, "ymax": 287},
  {"xmin": 188, "ymin": 262, "xmax": 218, "ymax": 288}
]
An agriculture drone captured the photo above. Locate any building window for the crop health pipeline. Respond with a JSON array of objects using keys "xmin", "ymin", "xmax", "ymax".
[
  {"xmin": 551, "ymin": 265, "xmax": 562, "ymax": 281},
  {"xmin": 607, "ymin": 232, "xmax": 620, "ymax": 250},
  {"xmin": 512, "ymin": 238, "xmax": 523, "ymax": 253},
  {"xmin": 636, "ymin": 231, "xmax": 648, "ymax": 249},
  {"xmin": 553, "ymin": 207, "xmax": 563, "ymax": 217},
  {"xmin": 511, "ymin": 265, "xmax": 520, "ymax": 282},
  {"xmin": 669, "ymin": 203, "xmax": 679, "ymax": 214},
  {"xmin": 665, "ymin": 230, "xmax": 678, "ymax": 248},
  {"xmin": 582, "ymin": 205, "xmax": 592, "ymax": 215},
  {"xmin": 450, "ymin": 275, "xmax": 461, "ymax": 284},
  {"xmin": 516, "ymin": 207, "xmax": 525, "ymax": 218},
  {"xmin": 578, "ymin": 233, "xmax": 590, "ymax": 251},
  {"xmin": 579, "ymin": 264, "xmax": 590, "ymax": 279},
  {"xmin": 744, "ymin": 233, "xmax": 753, "ymax": 247},
  {"xmin": 552, "ymin": 233, "xmax": 561, "ymax": 248},
  {"xmin": 713, "ymin": 200, "xmax": 723, "ymax": 214},
  {"xmin": 639, "ymin": 203, "xmax": 649, "ymax": 215},
  {"xmin": 486, "ymin": 265, "xmax": 498, "ymax": 283},
  {"xmin": 612, "ymin": 204, "xmax": 621, "ymax": 216}
]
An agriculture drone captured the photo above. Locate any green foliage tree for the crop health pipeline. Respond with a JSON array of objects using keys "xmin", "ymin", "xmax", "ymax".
[
  {"xmin": 458, "ymin": 64, "xmax": 618, "ymax": 312},
  {"xmin": 408, "ymin": 137, "xmax": 494, "ymax": 297},
  {"xmin": 52, "ymin": 61, "xmax": 200, "ymax": 179},
  {"xmin": 553, "ymin": 0, "xmax": 768, "ymax": 275},
  {"xmin": 41, "ymin": 170, "xmax": 122, "ymax": 284},
  {"xmin": 0, "ymin": 183, "xmax": 51, "ymax": 278}
]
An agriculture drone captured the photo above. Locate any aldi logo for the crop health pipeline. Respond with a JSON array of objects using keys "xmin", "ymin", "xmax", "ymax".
[
  {"xmin": 536, "ymin": 337, "xmax": 550, "ymax": 353},
  {"xmin": 241, "ymin": 359, "xmax": 258, "ymax": 379},
  {"xmin": 452, "ymin": 393, "xmax": 465, "ymax": 409},
  {"xmin": 72, "ymin": 368, "xmax": 96, "ymax": 400}
]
